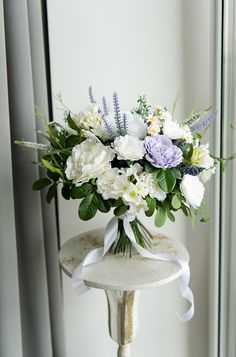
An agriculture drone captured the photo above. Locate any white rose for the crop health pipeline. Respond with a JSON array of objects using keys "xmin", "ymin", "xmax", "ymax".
[
  {"xmin": 65, "ymin": 139, "xmax": 114, "ymax": 185},
  {"xmin": 180, "ymin": 174, "xmax": 205, "ymax": 208},
  {"xmin": 113, "ymin": 135, "xmax": 146, "ymax": 161},
  {"xmin": 191, "ymin": 143, "xmax": 214, "ymax": 168},
  {"xmin": 163, "ymin": 120, "xmax": 185, "ymax": 139},
  {"xmin": 199, "ymin": 167, "xmax": 216, "ymax": 183}
]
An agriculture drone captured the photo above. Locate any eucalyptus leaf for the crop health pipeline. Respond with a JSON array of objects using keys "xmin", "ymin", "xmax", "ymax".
[
  {"xmin": 167, "ymin": 210, "xmax": 175, "ymax": 222},
  {"xmin": 145, "ymin": 196, "xmax": 156, "ymax": 217},
  {"xmin": 171, "ymin": 194, "xmax": 182, "ymax": 209},
  {"xmin": 155, "ymin": 205, "xmax": 167, "ymax": 227}
]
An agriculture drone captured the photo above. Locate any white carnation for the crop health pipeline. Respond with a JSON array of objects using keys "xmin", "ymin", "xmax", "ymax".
[
  {"xmin": 113, "ymin": 135, "xmax": 146, "ymax": 161},
  {"xmin": 65, "ymin": 139, "xmax": 114, "ymax": 185},
  {"xmin": 199, "ymin": 167, "xmax": 216, "ymax": 183},
  {"xmin": 96, "ymin": 168, "xmax": 122, "ymax": 200},
  {"xmin": 180, "ymin": 174, "xmax": 205, "ymax": 208},
  {"xmin": 163, "ymin": 120, "xmax": 185, "ymax": 139}
]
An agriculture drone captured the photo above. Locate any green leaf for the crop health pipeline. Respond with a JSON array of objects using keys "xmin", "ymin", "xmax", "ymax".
[
  {"xmin": 47, "ymin": 169, "xmax": 60, "ymax": 181},
  {"xmin": 41, "ymin": 159, "xmax": 63, "ymax": 176},
  {"xmin": 144, "ymin": 161, "xmax": 158, "ymax": 173},
  {"xmin": 171, "ymin": 194, "xmax": 182, "ymax": 209},
  {"xmin": 167, "ymin": 210, "xmax": 175, "ymax": 222},
  {"xmin": 67, "ymin": 113, "xmax": 80, "ymax": 132},
  {"xmin": 114, "ymin": 205, "xmax": 128, "ymax": 217},
  {"xmin": 145, "ymin": 196, "xmax": 156, "ymax": 217},
  {"xmin": 182, "ymin": 206, "xmax": 190, "ymax": 216},
  {"xmin": 46, "ymin": 183, "xmax": 57, "ymax": 203},
  {"xmin": 179, "ymin": 142, "xmax": 193, "ymax": 161},
  {"xmin": 32, "ymin": 178, "xmax": 51, "ymax": 190},
  {"xmin": 61, "ymin": 185, "xmax": 70, "ymax": 200},
  {"xmin": 66, "ymin": 135, "xmax": 82, "ymax": 147},
  {"xmin": 70, "ymin": 183, "xmax": 94, "ymax": 199},
  {"xmin": 78, "ymin": 193, "xmax": 98, "ymax": 220},
  {"xmin": 97, "ymin": 195, "xmax": 111, "ymax": 213},
  {"xmin": 171, "ymin": 168, "xmax": 182, "ymax": 180},
  {"xmin": 155, "ymin": 205, "xmax": 167, "ymax": 227},
  {"xmin": 195, "ymin": 200, "xmax": 209, "ymax": 222},
  {"xmin": 157, "ymin": 170, "xmax": 176, "ymax": 193}
]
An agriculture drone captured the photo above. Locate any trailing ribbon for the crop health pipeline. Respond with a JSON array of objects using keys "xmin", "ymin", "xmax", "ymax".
[{"xmin": 72, "ymin": 215, "xmax": 194, "ymax": 321}]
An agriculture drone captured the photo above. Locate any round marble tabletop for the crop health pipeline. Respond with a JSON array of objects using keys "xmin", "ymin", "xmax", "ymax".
[{"xmin": 59, "ymin": 228, "xmax": 189, "ymax": 291}]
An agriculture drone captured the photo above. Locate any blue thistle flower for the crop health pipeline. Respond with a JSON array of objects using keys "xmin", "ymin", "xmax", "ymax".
[
  {"xmin": 182, "ymin": 166, "xmax": 205, "ymax": 176},
  {"xmin": 113, "ymin": 91, "xmax": 125, "ymax": 135},
  {"xmin": 102, "ymin": 96, "xmax": 109, "ymax": 115},
  {"xmin": 88, "ymin": 86, "xmax": 96, "ymax": 104},
  {"xmin": 191, "ymin": 111, "xmax": 217, "ymax": 133},
  {"xmin": 123, "ymin": 113, "xmax": 128, "ymax": 134}
]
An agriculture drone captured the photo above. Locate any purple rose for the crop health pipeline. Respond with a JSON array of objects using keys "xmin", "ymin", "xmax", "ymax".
[{"xmin": 144, "ymin": 135, "xmax": 183, "ymax": 168}]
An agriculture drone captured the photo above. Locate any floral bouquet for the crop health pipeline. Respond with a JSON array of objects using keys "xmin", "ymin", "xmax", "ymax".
[{"xmin": 16, "ymin": 87, "xmax": 218, "ymax": 256}]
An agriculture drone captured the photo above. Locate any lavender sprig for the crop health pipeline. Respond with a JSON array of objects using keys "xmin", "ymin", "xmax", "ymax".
[
  {"xmin": 113, "ymin": 91, "xmax": 125, "ymax": 135},
  {"xmin": 102, "ymin": 96, "xmax": 109, "ymax": 115},
  {"xmin": 182, "ymin": 166, "xmax": 205, "ymax": 176},
  {"xmin": 102, "ymin": 115, "xmax": 114, "ymax": 140},
  {"xmin": 191, "ymin": 111, "xmax": 217, "ymax": 133},
  {"xmin": 88, "ymin": 86, "xmax": 96, "ymax": 104},
  {"xmin": 123, "ymin": 113, "xmax": 128, "ymax": 134}
]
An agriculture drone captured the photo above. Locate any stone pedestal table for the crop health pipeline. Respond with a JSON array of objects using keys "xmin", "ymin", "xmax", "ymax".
[{"xmin": 59, "ymin": 228, "xmax": 189, "ymax": 357}]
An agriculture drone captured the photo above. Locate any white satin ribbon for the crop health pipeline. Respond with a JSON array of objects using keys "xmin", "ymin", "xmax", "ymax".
[{"xmin": 72, "ymin": 215, "xmax": 194, "ymax": 321}]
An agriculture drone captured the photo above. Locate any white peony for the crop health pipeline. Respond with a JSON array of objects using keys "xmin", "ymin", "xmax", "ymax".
[
  {"xmin": 65, "ymin": 139, "xmax": 114, "ymax": 185},
  {"xmin": 113, "ymin": 135, "xmax": 146, "ymax": 161},
  {"xmin": 180, "ymin": 174, "xmax": 205, "ymax": 208},
  {"xmin": 199, "ymin": 167, "xmax": 216, "ymax": 183},
  {"xmin": 191, "ymin": 143, "xmax": 214, "ymax": 169},
  {"xmin": 74, "ymin": 105, "xmax": 102, "ymax": 129},
  {"xmin": 163, "ymin": 120, "xmax": 185, "ymax": 139}
]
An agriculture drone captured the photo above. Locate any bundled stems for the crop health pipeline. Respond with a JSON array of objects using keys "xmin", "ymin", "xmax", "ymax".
[{"xmin": 110, "ymin": 218, "xmax": 152, "ymax": 256}]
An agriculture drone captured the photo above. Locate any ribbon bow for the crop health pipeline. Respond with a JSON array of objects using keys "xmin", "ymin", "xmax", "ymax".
[{"xmin": 72, "ymin": 215, "xmax": 194, "ymax": 321}]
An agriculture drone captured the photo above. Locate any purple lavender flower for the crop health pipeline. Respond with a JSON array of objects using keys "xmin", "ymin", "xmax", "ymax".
[
  {"xmin": 88, "ymin": 86, "xmax": 96, "ymax": 104},
  {"xmin": 182, "ymin": 166, "xmax": 204, "ymax": 176},
  {"xmin": 102, "ymin": 115, "xmax": 114, "ymax": 139},
  {"xmin": 191, "ymin": 111, "xmax": 217, "ymax": 132},
  {"xmin": 102, "ymin": 96, "xmax": 109, "ymax": 115},
  {"xmin": 113, "ymin": 91, "xmax": 124, "ymax": 135},
  {"xmin": 123, "ymin": 113, "xmax": 128, "ymax": 134},
  {"xmin": 144, "ymin": 135, "xmax": 183, "ymax": 168}
]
